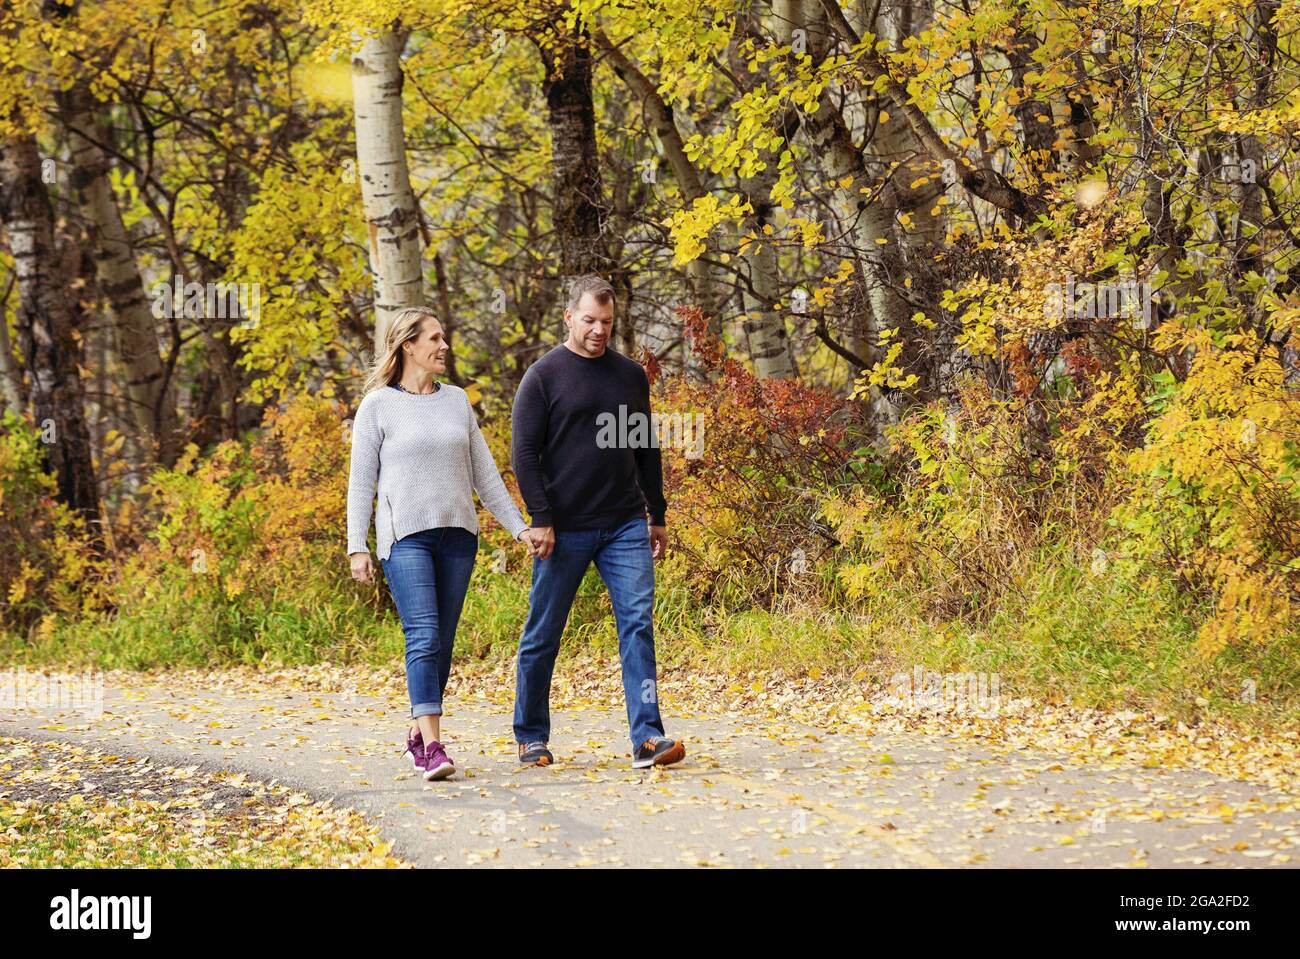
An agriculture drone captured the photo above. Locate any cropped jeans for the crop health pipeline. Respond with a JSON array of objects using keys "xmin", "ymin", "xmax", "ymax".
[
  {"xmin": 380, "ymin": 527, "xmax": 478, "ymax": 719},
  {"xmin": 513, "ymin": 516, "xmax": 665, "ymax": 749}
]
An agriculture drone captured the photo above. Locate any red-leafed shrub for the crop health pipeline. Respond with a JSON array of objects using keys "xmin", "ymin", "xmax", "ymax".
[{"xmin": 644, "ymin": 307, "xmax": 875, "ymax": 606}]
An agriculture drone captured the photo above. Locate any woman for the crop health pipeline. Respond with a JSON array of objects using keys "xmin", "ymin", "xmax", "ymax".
[{"xmin": 347, "ymin": 306, "xmax": 539, "ymax": 781}]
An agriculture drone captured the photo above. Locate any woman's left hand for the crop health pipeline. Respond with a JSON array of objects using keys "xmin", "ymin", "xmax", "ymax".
[{"xmin": 349, "ymin": 551, "xmax": 374, "ymax": 583}]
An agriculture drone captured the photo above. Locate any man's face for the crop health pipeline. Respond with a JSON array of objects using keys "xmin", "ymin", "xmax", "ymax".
[{"xmin": 564, "ymin": 293, "xmax": 614, "ymax": 357}]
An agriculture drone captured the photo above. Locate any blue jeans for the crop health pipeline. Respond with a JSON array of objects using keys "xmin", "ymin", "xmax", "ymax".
[
  {"xmin": 514, "ymin": 516, "xmax": 665, "ymax": 749},
  {"xmin": 380, "ymin": 527, "xmax": 478, "ymax": 719}
]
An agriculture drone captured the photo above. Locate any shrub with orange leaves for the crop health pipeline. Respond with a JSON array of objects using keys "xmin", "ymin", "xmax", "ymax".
[
  {"xmin": 97, "ymin": 389, "xmax": 527, "ymax": 664},
  {"xmin": 93, "ymin": 392, "xmax": 385, "ymax": 664},
  {"xmin": 647, "ymin": 307, "xmax": 874, "ymax": 606},
  {"xmin": 0, "ymin": 409, "xmax": 110, "ymax": 637}
]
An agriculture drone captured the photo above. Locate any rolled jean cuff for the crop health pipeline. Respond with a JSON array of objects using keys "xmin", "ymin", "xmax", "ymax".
[{"xmin": 410, "ymin": 702, "xmax": 443, "ymax": 719}]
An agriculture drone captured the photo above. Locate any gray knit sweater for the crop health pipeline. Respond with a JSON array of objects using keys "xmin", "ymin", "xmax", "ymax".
[{"xmin": 346, "ymin": 383, "xmax": 529, "ymax": 560}]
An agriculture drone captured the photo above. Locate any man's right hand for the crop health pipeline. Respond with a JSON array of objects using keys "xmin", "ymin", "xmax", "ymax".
[
  {"xmin": 529, "ymin": 526, "xmax": 555, "ymax": 560},
  {"xmin": 350, "ymin": 551, "xmax": 374, "ymax": 583}
]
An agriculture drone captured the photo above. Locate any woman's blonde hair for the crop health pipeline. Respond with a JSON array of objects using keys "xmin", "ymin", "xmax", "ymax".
[{"xmin": 361, "ymin": 306, "xmax": 443, "ymax": 396}]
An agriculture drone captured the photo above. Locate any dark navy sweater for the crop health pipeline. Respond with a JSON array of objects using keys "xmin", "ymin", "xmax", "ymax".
[{"xmin": 511, "ymin": 345, "xmax": 667, "ymax": 530}]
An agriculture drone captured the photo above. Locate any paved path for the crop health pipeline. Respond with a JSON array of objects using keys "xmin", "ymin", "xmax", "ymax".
[{"xmin": 2, "ymin": 682, "xmax": 1297, "ymax": 868}]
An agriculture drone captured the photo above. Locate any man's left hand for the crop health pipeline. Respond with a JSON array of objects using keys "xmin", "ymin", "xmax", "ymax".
[{"xmin": 649, "ymin": 524, "xmax": 668, "ymax": 561}]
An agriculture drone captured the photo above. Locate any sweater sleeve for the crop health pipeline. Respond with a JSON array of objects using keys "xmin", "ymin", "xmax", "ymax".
[
  {"xmin": 346, "ymin": 392, "xmax": 381, "ymax": 555},
  {"xmin": 466, "ymin": 395, "xmax": 529, "ymax": 539},
  {"xmin": 511, "ymin": 366, "xmax": 553, "ymax": 527},
  {"xmin": 633, "ymin": 366, "xmax": 668, "ymax": 526}
]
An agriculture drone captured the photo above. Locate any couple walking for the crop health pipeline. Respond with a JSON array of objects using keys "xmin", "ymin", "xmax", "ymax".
[{"xmin": 346, "ymin": 275, "xmax": 685, "ymax": 780}]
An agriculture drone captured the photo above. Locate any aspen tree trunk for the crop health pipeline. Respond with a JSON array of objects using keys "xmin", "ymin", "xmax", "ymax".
[
  {"xmin": 784, "ymin": 0, "xmax": 942, "ymax": 432},
  {"xmin": 737, "ymin": 164, "xmax": 797, "ymax": 380},
  {"xmin": 798, "ymin": 0, "xmax": 914, "ymax": 425},
  {"xmin": 0, "ymin": 132, "xmax": 101, "ymax": 528},
  {"xmin": 598, "ymin": 33, "xmax": 722, "ymax": 336},
  {"xmin": 727, "ymin": 2, "xmax": 798, "ymax": 380},
  {"xmin": 59, "ymin": 82, "xmax": 179, "ymax": 465},
  {"xmin": 540, "ymin": 24, "xmax": 610, "ymax": 289},
  {"xmin": 0, "ymin": 276, "xmax": 22, "ymax": 413},
  {"xmin": 352, "ymin": 28, "xmax": 425, "ymax": 354}
]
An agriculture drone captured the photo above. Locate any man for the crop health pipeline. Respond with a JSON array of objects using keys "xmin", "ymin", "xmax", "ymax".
[{"xmin": 511, "ymin": 274, "xmax": 685, "ymax": 769}]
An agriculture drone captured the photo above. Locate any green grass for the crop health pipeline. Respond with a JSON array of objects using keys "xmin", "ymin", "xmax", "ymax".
[
  {"xmin": 647, "ymin": 550, "xmax": 1300, "ymax": 730},
  {"xmin": 3, "ymin": 547, "xmax": 1297, "ymax": 733},
  {"xmin": 9, "ymin": 575, "xmax": 392, "ymax": 670}
]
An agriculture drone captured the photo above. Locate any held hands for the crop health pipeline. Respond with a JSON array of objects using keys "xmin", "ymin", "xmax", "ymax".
[
  {"xmin": 516, "ymin": 525, "xmax": 664, "ymax": 561},
  {"xmin": 354, "ymin": 524, "xmax": 659, "ymax": 576},
  {"xmin": 518, "ymin": 526, "xmax": 555, "ymax": 559}
]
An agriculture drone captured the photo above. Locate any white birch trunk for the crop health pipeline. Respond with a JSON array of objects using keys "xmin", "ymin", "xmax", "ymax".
[
  {"xmin": 61, "ymin": 88, "xmax": 179, "ymax": 464},
  {"xmin": 351, "ymin": 29, "xmax": 425, "ymax": 353}
]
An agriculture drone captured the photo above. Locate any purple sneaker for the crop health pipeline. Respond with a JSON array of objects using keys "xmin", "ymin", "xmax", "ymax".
[
  {"xmin": 422, "ymin": 740, "xmax": 456, "ymax": 781},
  {"xmin": 403, "ymin": 728, "xmax": 424, "ymax": 771}
]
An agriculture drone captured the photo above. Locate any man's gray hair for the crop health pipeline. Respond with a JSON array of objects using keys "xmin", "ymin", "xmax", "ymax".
[{"xmin": 566, "ymin": 274, "xmax": 616, "ymax": 311}]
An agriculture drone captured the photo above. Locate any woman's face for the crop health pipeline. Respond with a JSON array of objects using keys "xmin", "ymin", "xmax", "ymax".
[{"xmin": 402, "ymin": 317, "xmax": 449, "ymax": 375}]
